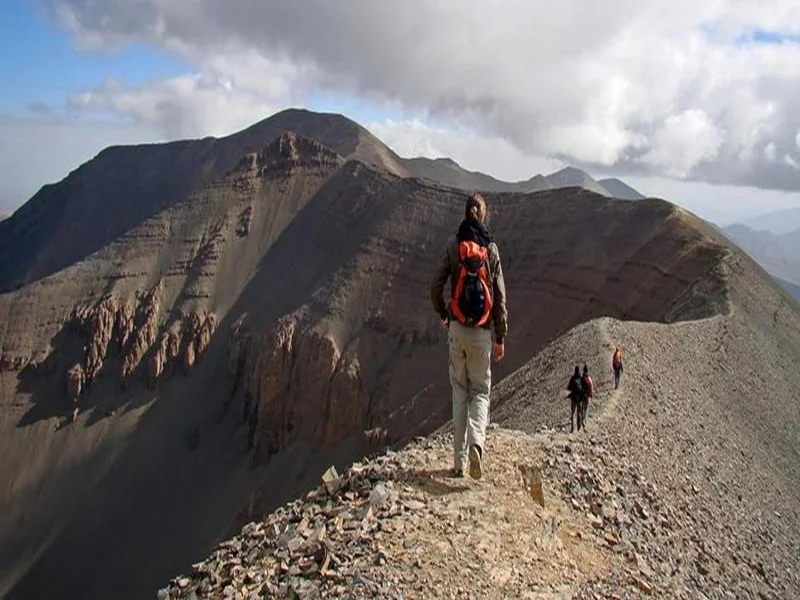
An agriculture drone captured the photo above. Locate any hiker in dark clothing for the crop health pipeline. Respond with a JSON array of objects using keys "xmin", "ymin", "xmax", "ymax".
[
  {"xmin": 566, "ymin": 365, "xmax": 586, "ymax": 432},
  {"xmin": 580, "ymin": 364, "xmax": 593, "ymax": 429}
]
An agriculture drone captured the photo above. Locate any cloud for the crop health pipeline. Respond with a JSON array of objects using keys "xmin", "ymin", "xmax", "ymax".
[
  {"xmin": 640, "ymin": 110, "xmax": 722, "ymax": 178},
  {"xmin": 765, "ymin": 142, "xmax": 778, "ymax": 162},
  {"xmin": 68, "ymin": 73, "xmax": 273, "ymax": 139},
  {"xmin": 39, "ymin": 0, "xmax": 800, "ymax": 192},
  {"xmin": 366, "ymin": 119, "xmax": 562, "ymax": 182},
  {"xmin": 66, "ymin": 49, "xmax": 313, "ymax": 138}
]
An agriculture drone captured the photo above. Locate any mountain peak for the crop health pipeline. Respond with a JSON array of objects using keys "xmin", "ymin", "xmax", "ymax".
[
  {"xmin": 598, "ymin": 178, "xmax": 646, "ymax": 201},
  {"xmin": 553, "ymin": 165, "xmax": 587, "ymax": 176},
  {"xmin": 545, "ymin": 165, "xmax": 610, "ymax": 196}
]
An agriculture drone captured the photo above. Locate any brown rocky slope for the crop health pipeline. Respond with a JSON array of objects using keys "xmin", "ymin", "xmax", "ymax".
[
  {"xmin": 162, "ymin": 254, "xmax": 800, "ymax": 599},
  {"xmin": 0, "ymin": 113, "xmax": 795, "ymax": 599}
]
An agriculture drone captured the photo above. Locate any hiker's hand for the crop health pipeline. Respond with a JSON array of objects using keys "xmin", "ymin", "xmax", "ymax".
[
  {"xmin": 493, "ymin": 342, "xmax": 505, "ymax": 362},
  {"xmin": 440, "ymin": 318, "xmax": 449, "ymax": 332}
]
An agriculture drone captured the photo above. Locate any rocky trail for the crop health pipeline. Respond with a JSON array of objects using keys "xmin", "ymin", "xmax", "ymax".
[
  {"xmin": 159, "ymin": 307, "xmax": 800, "ymax": 600},
  {"xmin": 159, "ymin": 428, "xmax": 626, "ymax": 600},
  {"xmin": 161, "ymin": 415, "xmax": 777, "ymax": 600}
]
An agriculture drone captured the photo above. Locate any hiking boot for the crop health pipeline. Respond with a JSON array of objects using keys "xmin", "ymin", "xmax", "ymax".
[
  {"xmin": 452, "ymin": 468, "xmax": 464, "ymax": 479},
  {"xmin": 469, "ymin": 444, "xmax": 483, "ymax": 480}
]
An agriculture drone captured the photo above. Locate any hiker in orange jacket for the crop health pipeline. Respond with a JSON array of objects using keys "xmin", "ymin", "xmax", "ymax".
[
  {"xmin": 612, "ymin": 347, "xmax": 623, "ymax": 389},
  {"xmin": 430, "ymin": 192, "xmax": 508, "ymax": 480}
]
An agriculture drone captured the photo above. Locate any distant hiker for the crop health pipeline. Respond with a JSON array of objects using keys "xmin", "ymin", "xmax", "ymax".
[
  {"xmin": 431, "ymin": 192, "xmax": 508, "ymax": 480},
  {"xmin": 612, "ymin": 347, "xmax": 624, "ymax": 389},
  {"xmin": 566, "ymin": 365, "xmax": 586, "ymax": 432},
  {"xmin": 581, "ymin": 364, "xmax": 593, "ymax": 428}
]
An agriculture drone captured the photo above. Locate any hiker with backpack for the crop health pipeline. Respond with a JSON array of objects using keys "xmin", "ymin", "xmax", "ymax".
[
  {"xmin": 431, "ymin": 192, "xmax": 508, "ymax": 480},
  {"xmin": 580, "ymin": 364, "xmax": 593, "ymax": 428},
  {"xmin": 567, "ymin": 365, "xmax": 586, "ymax": 432},
  {"xmin": 612, "ymin": 347, "xmax": 623, "ymax": 389}
]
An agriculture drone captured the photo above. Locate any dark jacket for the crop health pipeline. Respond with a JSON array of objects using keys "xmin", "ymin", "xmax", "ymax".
[
  {"xmin": 430, "ymin": 220, "xmax": 508, "ymax": 343},
  {"xmin": 567, "ymin": 374, "xmax": 584, "ymax": 401}
]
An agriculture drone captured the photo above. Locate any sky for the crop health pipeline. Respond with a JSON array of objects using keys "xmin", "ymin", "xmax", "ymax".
[{"xmin": 2, "ymin": 0, "xmax": 800, "ymax": 228}]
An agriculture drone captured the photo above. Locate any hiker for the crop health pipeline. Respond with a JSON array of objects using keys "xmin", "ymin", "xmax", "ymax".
[
  {"xmin": 566, "ymin": 365, "xmax": 586, "ymax": 432},
  {"xmin": 581, "ymin": 364, "xmax": 593, "ymax": 428},
  {"xmin": 430, "ymin": 192, "xmax": 508, "ymax": 480},
  {"xmin": 612, "ymin": 347, "xmax": 623, "ymax": 389}
]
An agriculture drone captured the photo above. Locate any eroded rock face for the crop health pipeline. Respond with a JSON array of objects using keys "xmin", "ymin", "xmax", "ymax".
[
  {"xmin": 72, "ymin": 296, "xmax": 120, "ymax": 383},
  {"xmin": 183, "ymin": 311, "xmax": 218, "ymax": 373},
  {"xmin": 232, "ymin": 317, "xmax": 369, "ymax": 463},
  {"xmin": 60, "ymin": 281, "xmax": 220, "ymax": 393},
  {"xmin": 148, "ymin": 334, "xmax": 170, "ymax": 390},
  {"xmin": 234, "ymin": 132, "xmax": 344, "ymax": 178},
  {"xmin": 65, "ymin": 363, "xmax": 85, "ymax": 402},
  {"xmin": 121, "ymin": 281, "xmax": 164, "ymax": 385},
  {"xmin": 116, "ymin": 302, "xmax": 135, "ymax": 353}
]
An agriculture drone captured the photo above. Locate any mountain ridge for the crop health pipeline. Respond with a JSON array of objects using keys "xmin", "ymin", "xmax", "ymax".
[
  {"xmin": 0, "ymin": 108, "xmax": 647, "ymax": 293},
  {"xmin": 1, "ymin": 109, "xmax": 798, "ymax": 599}
]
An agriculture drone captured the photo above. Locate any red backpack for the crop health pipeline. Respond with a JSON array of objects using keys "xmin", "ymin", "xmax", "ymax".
[
  {"xmin": 450, "ymin": 240, "xmax": 493, "ymax": 327},
  {"xmin": 582, "ymin": 374, "xmax": 593, "ymax": 399}
]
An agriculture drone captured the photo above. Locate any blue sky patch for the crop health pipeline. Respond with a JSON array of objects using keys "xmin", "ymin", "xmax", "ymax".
[
  {"xmin": 1, "ymin": 0, "xmax": 189, "ymax": 116},
  {"xmin": 734, "ymin": 28, "xmax": 800, "ymax": 46}
]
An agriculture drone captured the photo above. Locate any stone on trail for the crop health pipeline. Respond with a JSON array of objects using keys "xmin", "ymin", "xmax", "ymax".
[
  {"xmin": 321, "ymin": 465, "xmax": 343, "ymax": 496},
  {"xmin": 519, "ymin": 463, "xmax": 546, "ymax": 507}
]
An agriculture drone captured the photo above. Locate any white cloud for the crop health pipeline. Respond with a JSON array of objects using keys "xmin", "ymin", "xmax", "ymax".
[
  {"xmin": 41, "ymin": 0, "xmax": 800, "ymax": 191},
  {"xmin": 68, "ymin": 73, "xmax": 273, "ymax": 139},
  {"xmin": 366, "ymin": 118, "xmax": 562, "ymax": 182},
  {"xmin": 765, "ymin": 142, "xmax": 777, "ymax": 162},
  {"xmin": 640, "ymin": 110, "xmax": 722, "ymax": 177},
  {"xmin": 66, "ymin": 49, "xmax": 313, "ymax": 138}
]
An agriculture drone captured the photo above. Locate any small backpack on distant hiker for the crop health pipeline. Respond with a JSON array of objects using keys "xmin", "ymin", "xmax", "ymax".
[
  {"xmin": 451, "ymin": 240, "xmax": 494, "ymax": 327},
  {"xmin": 582, "ymin": 373, "xmax": 593, "ymax": 400},
  {"xmin": 568, "ymin": 371, "xmax": 585, "ymax": 401}
]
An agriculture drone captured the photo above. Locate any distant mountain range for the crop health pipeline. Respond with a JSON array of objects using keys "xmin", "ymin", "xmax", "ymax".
[
  {"xmin": 375, "ymin": 147, "xmax": 647, "ymax": 199},
  {"xmin": 736, "ymin": 207, "xmax": 800, "ymax": 235},
  {"xmin": 776, "ymin": 277, "xmax": 800, "ymax": 302},
  {"xmin": 718, "ymin": 221, "xmax": 800, "ymax": 303}
]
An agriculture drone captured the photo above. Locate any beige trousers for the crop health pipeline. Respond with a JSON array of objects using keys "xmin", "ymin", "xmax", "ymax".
[{"xmin": 448, "ymin": 320, "xmax": 493, "ymax": 471}]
